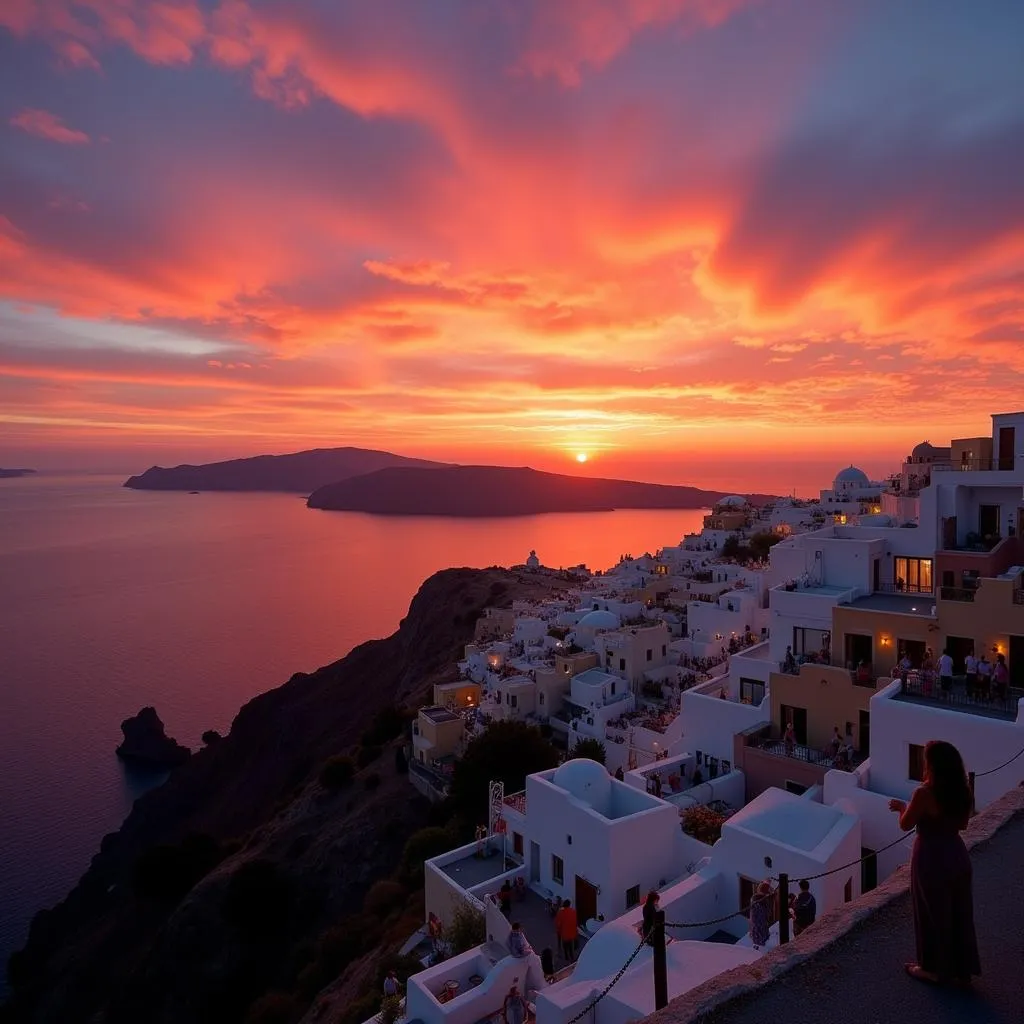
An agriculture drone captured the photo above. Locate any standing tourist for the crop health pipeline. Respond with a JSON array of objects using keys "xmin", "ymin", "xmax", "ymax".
[
  {"xmin": 791, "ymin": 880, "xmax": 817, "ymax": 936},
  {"xmin": 784, "ymin": 721, "xmax": 796, "ymax": 757},
  {"xmin": 641, "ymin": 890, "xmax": 660, "ymax": 946},
  {"xmin": 555, "ymin": 899, "xmax": 578, "ymax": 962},
  {"xmin": 503, "ymin": 982, "xmax": 528, "ymax": 1024},
  {"xmin": 749, "ymin": 881, "xmax": 773, "ymax": 949},
  {"xmin": 888, "ymin": 740, "xmax": 980, "ymax": 986},
  {"xmin": 499, "ymin": 879, "xmax": 513, "ymax": 918},
  {"xmin": 964, "ymin": 649, "xmax": 978, "ymax": 698},
  {"xmin": 993, "ymin": 654, "xmax": 1010, "ymax": 702},
  {"xmin": 938, "ymin": 649, "xmax": 954, "ymax": 698},
  {"xmin": 977, "ymin": 653, "xmax": 992, "ymax": 699},
  {"xmin": 383, "ymin": 970, "xmax": 400, "ymax": 997}
]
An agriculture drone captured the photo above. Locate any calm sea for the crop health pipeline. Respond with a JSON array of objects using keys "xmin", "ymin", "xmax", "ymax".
[{"xmin": 0, "ymin": 473, "xmax": 706, "ymax": 990}]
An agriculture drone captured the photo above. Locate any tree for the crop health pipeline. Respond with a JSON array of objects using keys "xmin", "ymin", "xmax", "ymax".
[
  {"xmin": 568, "ymin": 737, "xmax": 607, "ymax": 765},
  {"xmin": 446, "ymin": 899, "xmax": 486, "ymax": 955},
  {"xmin": 449, "ymin": 720, "xmax": 560, "ymax": 823}
]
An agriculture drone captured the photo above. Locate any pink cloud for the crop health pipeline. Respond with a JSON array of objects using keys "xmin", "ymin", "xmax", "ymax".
[{"xmin": 10, "ymin": 108, "xmax": 90, "ymax": 145}]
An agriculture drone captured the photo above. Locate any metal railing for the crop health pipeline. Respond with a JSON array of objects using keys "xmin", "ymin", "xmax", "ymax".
[
  {"xmin": 940, "ymin": 586, "xmax": 976, "ymax": 602},
  {"xmin": 751, "ymin": 738, "xmax": 862, "ymax": 770},
  {"xmin": 874, "ymin": 581, "xmax": 934, "ymax": 595},
  {"xmin": 899, "ymin": 678, "xmax": 1021, "ymax": 718},
  {"xmin": 1014, "ymin": 590, "xmax": 1024, "ymax": 605}
]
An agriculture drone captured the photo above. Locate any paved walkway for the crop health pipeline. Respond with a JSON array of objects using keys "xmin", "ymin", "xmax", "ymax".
[{"xmin": 700, "ymin": 812, "xmax": 1024, "ymax": 1024}]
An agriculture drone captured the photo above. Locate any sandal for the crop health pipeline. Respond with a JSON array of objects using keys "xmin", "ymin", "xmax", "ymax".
[{"xmin": 904, "ymin": 963, "xmax": 941, "ymax": 985}]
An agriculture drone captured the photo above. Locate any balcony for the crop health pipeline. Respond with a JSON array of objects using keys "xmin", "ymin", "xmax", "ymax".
[
  {"xmin": 503, "ymin": 790, "xmax": 527, "ymax": 815},
  {"xmin": 1015, "ymin": 590, "xmax": 1024, "ymax": 605},
  {"xmin": 895, "ymin": 678, "xmax": 1022, "ymax": 721},
  {"xmin": 746, "ymin": 734, "xmax": 864, "ymax": 770},
  {"xmin": 940, "ymin": 586, "xmax": 977, "ymax": 603}
]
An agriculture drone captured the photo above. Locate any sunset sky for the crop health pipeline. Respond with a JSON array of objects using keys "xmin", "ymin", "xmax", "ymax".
[{"xmin": 2, "ymin": 0, "xmax": 1023, "ymax": 492}]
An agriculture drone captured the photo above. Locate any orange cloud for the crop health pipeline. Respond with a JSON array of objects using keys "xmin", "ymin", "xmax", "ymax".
[{"xmin": 9, "ymin": 108, "xmax": 90, "ymax": 144}]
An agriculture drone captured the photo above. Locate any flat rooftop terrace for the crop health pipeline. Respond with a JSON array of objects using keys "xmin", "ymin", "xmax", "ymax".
[
  {"xmin": 847, "ymin": 592, "xmax": 936, "ymax": 617},
  {"xmin": 421, "ymin": 705, "xmax": 461, "ymax": 724},
  {"xmin": 436, "ymin": 849, "xmax": 510, "ymax": 888}
]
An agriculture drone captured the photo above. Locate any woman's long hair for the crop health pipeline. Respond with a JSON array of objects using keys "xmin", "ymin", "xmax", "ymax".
[{"xmin": 924, "ymin": 740, "xmax": 972, "ymax": 821}]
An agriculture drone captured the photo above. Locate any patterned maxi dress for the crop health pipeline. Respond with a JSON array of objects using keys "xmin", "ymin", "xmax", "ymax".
[{"xmin": 911, "ymin": 807, "xmax": 981, "ymax": 981}]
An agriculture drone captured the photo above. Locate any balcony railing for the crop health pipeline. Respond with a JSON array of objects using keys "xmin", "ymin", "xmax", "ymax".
[
  {"xmin": 940, "ymin": 586, "xmax": 977, "ymax": 602},
  {"xmin": 874, "ymin": 581, "xmax": 934, "ymax": 595},
  {"xmin": 933, "ymin": 459, "xmax": 1010, "ymax": 472},
  {"xmin": 503, "ymin": 790, "xmax": 527, "ymax": 814},
  {"xmin": 899, "ymin": 678, "xmax": 1021, "ymax": 719},
  {"xmin": 751, "ymin": 738, "xmax": 863, "ymax": 770},
  {"xmin": 1014, "ymin": 590, "xmax": 1024, "ymax": 605}
]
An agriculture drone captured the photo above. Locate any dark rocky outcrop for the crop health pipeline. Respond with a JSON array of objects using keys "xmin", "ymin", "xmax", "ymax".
[
  {"xmin": 0, "ymin": 468, "xmax": 36, "ymax": 479},
  {"xmin": 115, "ymin": 708, "xmax": 191, "ymax": 770},
  {"xmin": 3, "ymin": 568, "xmax": 564, "ymax": 1024},
  {"xmin": 123, "ymin": 447, "xmax": 446, "ymax": 493},
  {"xmin": 309, "ymin": 464, "xmax": 778, "ymax": 516}
]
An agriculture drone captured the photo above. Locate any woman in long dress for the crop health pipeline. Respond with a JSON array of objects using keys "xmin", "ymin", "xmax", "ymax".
[{"xmin": 889, "ymin": 740, "xmax": 980, "ymax": 985}]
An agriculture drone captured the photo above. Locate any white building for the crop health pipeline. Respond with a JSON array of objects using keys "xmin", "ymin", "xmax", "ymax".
[{"xmin": 818, "ymin": 465, "xmax": 886, "ymax": 508}]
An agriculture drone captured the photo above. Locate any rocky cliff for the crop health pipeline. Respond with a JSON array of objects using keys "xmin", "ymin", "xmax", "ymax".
[
  {"xmin": 2, "ymin": 567, "xmax": 564, "ymax": 1024},
  {"xmin": 123, "ymin": 447, "xmax": 446, "ymax": 493}
]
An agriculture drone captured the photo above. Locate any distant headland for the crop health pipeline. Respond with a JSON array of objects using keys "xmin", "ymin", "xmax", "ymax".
[
  {"xmin": 0, "ymin": 467, "xmax": 36, "ymax": 479},
  {"xmin": 123, "ymin": 447, "xmax": 447, "ymax": 493},
  {"xmin": 308, "ymin": 464, "xmax": 777, "ymax": 516}
]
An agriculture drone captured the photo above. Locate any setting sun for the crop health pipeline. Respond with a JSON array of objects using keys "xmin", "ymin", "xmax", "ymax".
[{"xmin": 576, "ymin": 453, "xmax": 588, "ymax": 463}]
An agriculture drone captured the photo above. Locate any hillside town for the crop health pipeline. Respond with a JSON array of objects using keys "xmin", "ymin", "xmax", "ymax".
[{"xmin": 386, "ymin": 410, "xmax": 1024, "ymax": 1024}]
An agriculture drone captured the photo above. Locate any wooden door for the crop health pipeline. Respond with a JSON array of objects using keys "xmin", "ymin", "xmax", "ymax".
[{"xmin": 574, "ymin": 876, "xmax": 598, "ymax": 925}]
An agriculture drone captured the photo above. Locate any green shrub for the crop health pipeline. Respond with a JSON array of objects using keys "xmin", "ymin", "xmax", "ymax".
[
  {"xmin": 569, "ymin": 737, "xmax": 607, "ymax": 765},
  {"xmin": 447, "ymin": 899, "xmax": 486, "ymax": 955},
  {"xmin": 398, "ymin": 826, "xmax": 456, "ymax": 886},
  {"xmin": 363, "ymin": 879, "xmax": 407, "ymax": 917},
  {"xmin": 356, "ymin": 744, "xmax": 382, "ymax": 768},
  {"xmin": 319, "ymin": 755, "xmax": 355, "ymax": 791},
  {"xmin": 378, "ymin": 994, "xmax": 403, "ymax": 1024}
]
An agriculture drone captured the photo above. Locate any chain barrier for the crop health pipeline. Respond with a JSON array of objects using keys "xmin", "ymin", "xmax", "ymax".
[
  {"xmin": 974, "ymin": 744, "xmax": 1024, "ymax": 777},
  {"xmin": 664, "ymin": 885, "xmax": 777, "ymax": 931},
  {"xmin": 564, "ymin": 937, "xmax": 647, "ymax": 1024}
]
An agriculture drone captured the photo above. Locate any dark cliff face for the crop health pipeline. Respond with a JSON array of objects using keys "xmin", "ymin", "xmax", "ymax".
[{"xmin": 3, "ymin": 568, "xmax": 563, "ymax": 1024}]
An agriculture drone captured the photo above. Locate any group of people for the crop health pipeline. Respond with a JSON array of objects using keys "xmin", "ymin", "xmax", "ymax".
[{"xmin": 898, "ymin": 647, "xmax": 1011, "ymax": 702}]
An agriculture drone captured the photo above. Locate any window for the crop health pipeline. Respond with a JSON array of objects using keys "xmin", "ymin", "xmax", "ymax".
[
  {"xmin": 785, "ymin": 781, "xmax": 808, "ymax": 795},
  {"xmin": 539, "ymin": 693, "xmax": 545, "ymax": 706},
  {"xmin": 909, "ymin": 743, "xmax": 925, "ymax": 782},
  {"xmin": 619, "ymin": 658, "xmax": 626, "ymax": 671},
  {"xmin": 625, "ymin": 884, "xmax": 641, "ymax": 908},
  {"xmin": 509, "ymin": 694, "xmax": 517, "ymax": 708},
  {"xmin": 662, "ymin": 644, "xmax": 667, "ymax": 656},
  {"xmin": 610, "ymin": 681, "xmax": 616, "ymax": 695},
  {"xmin": 646, "ymin": 649, "xmax": 653, "ymax": 661},
  {"xmin": 894, "ymin": 557, "xmax": 933, "ymax": 594},
  {"xmin": 739, "ymin": 678, "xmax": 765, "ymax": 705},
  {"xmin": 513, "ymin": 832, "xmax": 523, "ymax": 856},
  {"xmin": 793, "ymin": 627, "xmax": 829, "ymax": 656},
  {"xmin": 552, "ymin": 854, "xmax": 564, "ymax": 884}
]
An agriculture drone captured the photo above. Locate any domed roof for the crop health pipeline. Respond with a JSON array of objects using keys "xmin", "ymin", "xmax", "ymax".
[
  {"xmin": 834, "ymin": 465, "xmax": 870, "ymax": 486},
  {"xmin": 911, "ymin": 441, "xmax": 938, "ymax": 459},
  {"xmin": 718, "ymin": 495, "xmax": 747, "ymax": 507},
  {"xmin": 576, "ymin": 609, "xmax": 620, "ymax": 630},
  {"xmin": 551, "ymin": 758, "xmax": 611, "ymax": 809}
]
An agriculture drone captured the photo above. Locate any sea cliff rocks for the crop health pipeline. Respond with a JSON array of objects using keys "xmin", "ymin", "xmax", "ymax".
[{"xmin": 115, "ymin": 707, "xmax": 191, "ymax": 769}]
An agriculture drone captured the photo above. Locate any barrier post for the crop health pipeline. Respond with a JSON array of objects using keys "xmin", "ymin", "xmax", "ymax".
[
  {"xmin": 653, "ymin": 909, "xmax": 668, "ymax": 1010},
  {"xmin": 778, "ymin": 873, "xmax": 790, "ymax": 945}
]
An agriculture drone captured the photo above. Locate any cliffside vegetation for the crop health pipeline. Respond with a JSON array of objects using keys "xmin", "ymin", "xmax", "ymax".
[{"xmin": 2, "ymin": 568, "xmax": 566, "ymax": 1024}]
